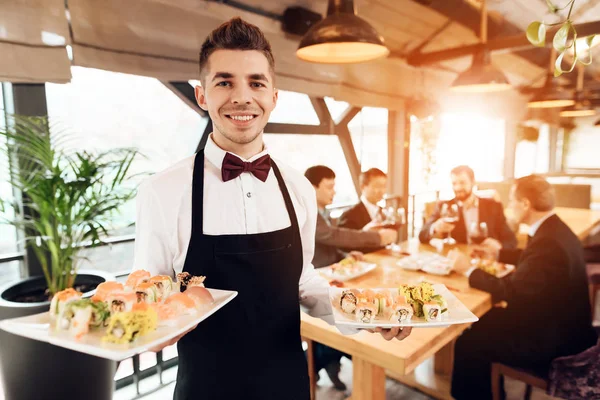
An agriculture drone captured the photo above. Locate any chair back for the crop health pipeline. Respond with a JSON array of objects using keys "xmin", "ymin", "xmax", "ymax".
[{"xmin": 547, "ymin": 343, "xmax": 600, "ymax": 399}]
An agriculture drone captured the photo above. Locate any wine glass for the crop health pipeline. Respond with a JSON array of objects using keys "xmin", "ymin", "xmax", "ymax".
[
  {"xmin": 468, "ymin": 222, "xmax": 488, "ymax": 245},
  {"xmin": 440, "ymin": 203, "xmax": 459, "ymax": 245},
  {"xmin": 469, "ymin": 221, "xmax": 489, "ymax": 266},
  {"xmin": 382, "ymin": 206, "xmax": 406, "ymax": 252}
]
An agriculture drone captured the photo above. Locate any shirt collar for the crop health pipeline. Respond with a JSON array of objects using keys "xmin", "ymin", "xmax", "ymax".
[
  {"xmin": 360, "ymin": 194, "xmax": 380, "ymax": 220},
  {"xmin": 528, "ymin": 211, "xmax": 555, "ymax": 237},
  {"xmin": 456, "ymin": 194, "xmax": 479, "ymax": 210},
  {"xmin": 204, "ymin": 133, "xmax": 270, "ymax": 171}
]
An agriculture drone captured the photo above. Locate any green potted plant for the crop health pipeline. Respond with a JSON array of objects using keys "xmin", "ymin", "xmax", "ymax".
[{"xmin": 0, "ymin": 115, "xmax": 141, "ymax": 400}]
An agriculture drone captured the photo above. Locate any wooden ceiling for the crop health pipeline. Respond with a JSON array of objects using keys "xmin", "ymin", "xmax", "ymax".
[{"xmin": 3, "ymin": 0, "xmax": 600, "ymax": 112}]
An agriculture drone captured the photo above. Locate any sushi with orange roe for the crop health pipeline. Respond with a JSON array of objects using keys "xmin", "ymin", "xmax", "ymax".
[
  {"xmin": 125, "ymin": 270, "xmax": 151, "ymax": 289},
  {"xmin": 92, "ymin": 281, "xmax": 124, "ymax": 302},
  {"xmin": 135, "ymin": 281, "xmax": 158, "ymax": 303},
  {"xmin": 50, "ymin": 288, "xmax": 82, "ymax": 321},
  {"xmin": 165, "ymin": 293, "xmax": 197, "ymax": 316},
  {"xmin": 105, "ymin": 291, "xmax": 137, "ymax": 314}
]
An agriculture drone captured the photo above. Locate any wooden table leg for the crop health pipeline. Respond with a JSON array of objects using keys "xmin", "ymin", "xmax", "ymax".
[
  {"xmin": 434, "ymin": 339, "xmax": 455, "ymax": 376},
  {"xmin": 304, "ymin": 338, "xmax": 316, "ymax": 400},
  {"xmin": 351, "ymin": 356, "xmax": 386, "ymax": 400}
]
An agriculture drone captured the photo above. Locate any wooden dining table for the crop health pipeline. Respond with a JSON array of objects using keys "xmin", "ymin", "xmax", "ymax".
[{"xmin": 301, "ymin": 239, "xmax": 492, "ymax": 400}]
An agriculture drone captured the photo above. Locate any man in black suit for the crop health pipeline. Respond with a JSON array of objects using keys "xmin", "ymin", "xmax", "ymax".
[
  {"xmin": 304, "ymin": 165, "xmax": 397, "ymax": 390},
  {"xmin": 448, "ymin": 175, "xmax": 597, "ymax": 400},
  {"xmin": 419, "ymin": 165, "xmax": 517, "ymax": 249},
  {"xmin": 338, "ymin": 168, "xmax": 387, "ymax": 230}
]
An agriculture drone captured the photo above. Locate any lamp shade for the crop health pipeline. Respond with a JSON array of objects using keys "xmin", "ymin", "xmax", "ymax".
[
  {"xmin": 296, "ymin": 0, "xmax": 389, "ymax": 64},
  {"xmin": 527, "ymin": 83, "xmax": 575, "ymax": 108},
  {"xmin": 451, "ymin": 50, "xmax": 511, "ymax": 93}
]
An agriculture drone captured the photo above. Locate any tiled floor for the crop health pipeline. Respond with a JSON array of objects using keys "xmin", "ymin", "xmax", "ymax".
[{"xmin": 112, "ymin": 356, "xmax": 560, "ymax": 400}]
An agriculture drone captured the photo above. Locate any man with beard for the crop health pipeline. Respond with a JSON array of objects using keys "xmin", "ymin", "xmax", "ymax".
[
  {"xmin": 447, "ymin": 175, "xmax": 597, "ymax": 399},
  {"xmin": 419, "ymin": 165, "xmax": 517, "ymax": 249},
  {"xmin": 134, "ymin": 18, "xmax": 411, "ymax": 400}
]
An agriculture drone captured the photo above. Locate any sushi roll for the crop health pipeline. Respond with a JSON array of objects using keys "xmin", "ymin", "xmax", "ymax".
[
  {"xmin": 102, "ymin": 307, "xmax": 157, "ymax": 344},
  {"xmin": 374, "ymin": 291, "xmax": 393, "ymax": 316},
  {"xmin": 185, "ymin": 286, "xmax": 214, "ymax": 309},
  {"xmin": 388, "ymin": 295, "xmax": 413, "ymax": 323},
  {"xmin": 355, "ymin": 302, "xmax": 377, "ymax": 324},
  {"xmin": 50, "ymin": 288, "xmax": 82, "ymax": 322},
  {"xmin": 165, "ymin": 293, "xmax": 197, "ymax": 316},
  {"xmin": 149, "ymin": 275, "xmax": 174, "ymax": 301},
  {"xmin": 125, "ymin": 270, "xmax": 151, "ymax": 289},
  {"xmin": 176, "ymin": 272, "xmax": 207, "ymax": 292},
  {"xmin": 105, "ymin": 291, "xmax": 137, "ymax": 314},
  {"xmin": 58, "ymin": 299, "xmax": 110, "ymax": 331},
  {"xmin": 339, "ymin": 289, "xmax": 360, "ymax": 314},
  {"xmin": 135, "ymin": 282, "xmax": 159, "ymax": 303},
  {"xmin": 423, "ymin": 301, "xmax": 443, "ymax": 322},
  {"xmin": 92, "ymin": 281, "xmax": 124, "ymax": 302}
]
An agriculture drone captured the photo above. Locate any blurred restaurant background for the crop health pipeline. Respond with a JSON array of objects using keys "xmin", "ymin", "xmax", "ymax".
[{"xmin": 1, "ymin": 0, "xmax": 600, "ymax": 399}]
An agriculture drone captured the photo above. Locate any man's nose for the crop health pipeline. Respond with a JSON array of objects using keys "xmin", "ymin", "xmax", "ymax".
[{"xmin": 231, "ymin": 85, "xmax": 252, "ymax": 104}]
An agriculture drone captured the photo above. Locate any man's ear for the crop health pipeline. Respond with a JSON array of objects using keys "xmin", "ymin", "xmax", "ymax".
[{"xmin": 195, "ymin": 85, "xmax": 208, "ymax": 111}]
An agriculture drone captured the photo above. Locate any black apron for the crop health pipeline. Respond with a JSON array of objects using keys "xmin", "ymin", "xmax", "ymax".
[{"xmin": 174, "ymin": 150, "xmax": 309, "ymax": 400}]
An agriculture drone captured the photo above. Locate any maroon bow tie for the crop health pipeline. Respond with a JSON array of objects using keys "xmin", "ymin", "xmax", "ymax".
[{"xmin": 221, "ymin": 152, "xmax": 271, "ymax": 182}]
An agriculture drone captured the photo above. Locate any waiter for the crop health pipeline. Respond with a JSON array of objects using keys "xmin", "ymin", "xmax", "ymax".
[{"xmin": 134, "ymin": 18, "xmax": 411, "ymax": 400}]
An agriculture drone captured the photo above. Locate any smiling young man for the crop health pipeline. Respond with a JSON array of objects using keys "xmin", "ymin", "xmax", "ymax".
[{"xmin": 133, "ymin": 18, "xmax": 410, "ymax": 400}]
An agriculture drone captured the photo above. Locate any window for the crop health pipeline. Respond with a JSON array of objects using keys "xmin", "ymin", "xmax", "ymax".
[
  {"xmin": 269, "ymin": 90, "xmax": 319, "ymax": 125},
  {"xmin": 0, "ymin": 83, "xmax": 19, "ymax": 256},
  {"xmin": 514, "ymin": 125, "xmax": 550, "ymax": 178},
  {"xmin": 348, "ymin": 107, "xmax": 388, "ymax": 173},
  {"xmin": 46, "ymin": 67, "xmax": 208, "ymax": 236}
]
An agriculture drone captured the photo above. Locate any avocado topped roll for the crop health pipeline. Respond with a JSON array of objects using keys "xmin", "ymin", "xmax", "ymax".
[
  {"xmin": 374, "ymin": 291, "xmax": 393, "ymax": 316},
  {"xmin": 339, "ymin": 289, "xmax": 360, "ymax": 314},
  {"xmin": 57, "ymin": 299, "xmax": 110, "ymax": 332}
]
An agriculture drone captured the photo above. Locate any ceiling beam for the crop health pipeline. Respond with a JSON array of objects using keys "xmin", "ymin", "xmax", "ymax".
[{"xmin": 407, "ymin": 20, "xmax": 600, "ymax": 66}]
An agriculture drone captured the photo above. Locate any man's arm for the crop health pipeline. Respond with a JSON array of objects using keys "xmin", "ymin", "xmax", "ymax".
[
  {"xmin": 133, "ymin": 182, "xmax": 174, "ymax": 277},
  {"xmin": 497, "ymin": 247, "xmax": 524, "ymax": 266},
  {"xmin": 316, "ymin": 213, "xmax": 382, "ymax": 249},
  {"xmin": 469, "ymin": 238, "xmax": 564, "ymax": 302},
  {"xmin": 418, "ymin": 202, "xmax": 442, "ymax": 243},
  {"xmin": 493, "ymin": 201, "xmax": 518, "ymax": 249}
]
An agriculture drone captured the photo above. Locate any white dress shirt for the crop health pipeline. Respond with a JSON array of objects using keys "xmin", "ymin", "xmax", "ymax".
[
  {"xmin": 360, "ymin": 194, "xmax": 381, "ymax": 221},
  {"xmin": 528, "ymin": 211, "xmax": 555, "ymax": 237},
  {"xmin": 133, "ymin": 135, "xmax": 346, "ymax": 329}
]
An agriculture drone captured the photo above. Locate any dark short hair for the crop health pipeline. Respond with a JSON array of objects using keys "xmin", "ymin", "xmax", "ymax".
[
  {"xmin": 359, "ymin": 168, "xmax": 386, "ymax": 187},
  {"xmin": 305, "ymin": 165, "xmax": 335, "ymax": 187},
  {"xmin": 513, "ymin": 175, "xmax": 555, "ymax": 212},
  {"xmin": 450, "ymin": 165, "xmax": 475, "ymax": 182},
  {"xmin": 199, "ymin": 17, "xmax": 275, "ymax": 83}
]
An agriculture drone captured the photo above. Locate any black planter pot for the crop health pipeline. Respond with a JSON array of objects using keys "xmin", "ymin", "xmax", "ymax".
[{"xmin": 0, "ymin": 270, "xmax": 117, "ymax": 400}]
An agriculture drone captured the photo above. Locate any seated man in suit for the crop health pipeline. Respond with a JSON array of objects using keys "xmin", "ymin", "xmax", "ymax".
[
  {"xmin": 448, "ymin": 175, "xmax": 598, "ymax": 400},
  {"xmin": 304, "ymin": 165, "xmax": 397, "ymax": 390},
  {"xmin": 338, "ymin": 168, "xmax": 387, "ymax": 230},
  {"xmin": 419, "ymin": 165, "xmax": 517, "ymax": 249}
]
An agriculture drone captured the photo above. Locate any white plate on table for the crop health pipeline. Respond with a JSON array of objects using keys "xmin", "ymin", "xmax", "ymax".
[
  {"xmin": 396, "ymin": 252, "xmax": 452, "ymax": 276},
  {"xmin": 473, "ymin": 261, "xmax": 515, "ymax": 278},
  {"xmin": 0, "ymin": 288, "xmax": 237, "ymax": 361},
  {"xmin": 320, "ymin": 261, "xmax": 378, "ymax": 282},
  {"xmin": 329, "ymin": 285, "xmax": 478, "ymax": 329}
]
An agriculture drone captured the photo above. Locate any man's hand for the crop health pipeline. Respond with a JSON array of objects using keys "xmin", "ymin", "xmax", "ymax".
[
  {"xmin": 362, "ymin": 220, "xmax": 382, "ymax": 231},
  {"xmin": 373, "ymin": 326, "xmax": 412, "ymax": 341},
  {"xmin": 348, "ymin": 251, "xmax": 365, "ymax": 261},
  {"xmin": 378, "ymin": 229, "xmax": 398, "ymax": 245},
  {"xmin": 471, "ymin": 238, "xmax": 501, "ymax": 261},
  {"xmin": 148, "ymin": 324, "xmax": 198, "ymax": 352},
  {"xmin": 447, "ymin": 249, "xmax": 472, "ymax": 276},
  {"xmin": 432, "ymin": 219, "xmax": 455, "ymax": 236}
]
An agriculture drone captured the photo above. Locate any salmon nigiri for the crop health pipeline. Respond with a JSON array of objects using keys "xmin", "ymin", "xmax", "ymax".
[
  {"xmin": 148, "ymin": 302, "xmax": 181, "ymax": 326},
  {"xmin": 165, "ymin": 293, "xmax": 197, "ymax": 316}
]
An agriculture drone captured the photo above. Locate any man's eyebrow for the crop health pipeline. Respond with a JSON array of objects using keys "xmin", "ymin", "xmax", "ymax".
[
  {"xmin": 212, "ymin": 72, "xmax": 234, "ymax": 81},
  {"xmin": 248, "ymin": 73, "xmax": 269, "ymax": 82}
]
